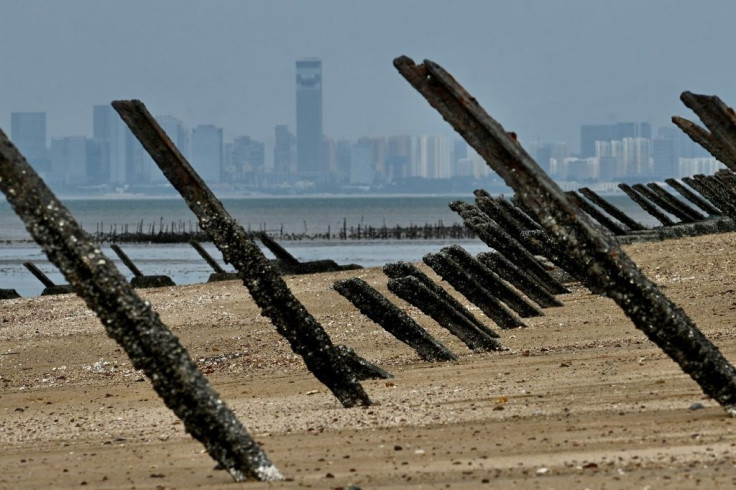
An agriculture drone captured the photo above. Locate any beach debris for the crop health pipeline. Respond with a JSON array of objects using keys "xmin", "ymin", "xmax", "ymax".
[
  {"xmin": 689, "ymin": 402, "xmax": 706, "ymax": 411},
  {"xmin": 112, "ymin": 99, "xmax": 371, "ymax": 408},
  {"xmin": 0, "ymin": 129, "xmax": 282, "ymax": 481},
  {"xmin": 441, "ymin": 244, "xmax": 542, "ymax": 318},
  {"xmin": 110, "ymin": 244, "xmax": 176, "ymax": 288},
  {"xmin": 333, "ymin": 277, "xmax": 457, "ymax": 362},
  {"xmin": 684, "ymin": 175, "xmax": 736, "ymax": 218},
  {"xmin": 386, "ymin": 275, "xmax": 502, "ymax": 351},
  {"xmin": 395, "ymin": 56, "xmax": 736, "ymax": 415},
  {"xmin": 22, "ymin": 261, "xmax": 74, "ymax": 296},
  {"xmin": 423, "ymin": 252, "xmax": 525, "ymax": 330},
  {"xmin": 383, "ymin": 261, "xmax": 496, "ymax": 338},
  {"xmin": 188, "ymin": 240, "xmax": 239, "ymax": 282}
]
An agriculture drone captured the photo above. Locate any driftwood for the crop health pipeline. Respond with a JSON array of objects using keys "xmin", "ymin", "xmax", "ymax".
[
  {"xmin": 395, "ymin": 56, "xmax": 736, "ymax": 414},
  {"xmin": 0, "ymin": 129, "xmax": 282, "ymax": 481},
  {"xmin": 112, "ymin": 100, "xmax": 371, "ymax": 408}
]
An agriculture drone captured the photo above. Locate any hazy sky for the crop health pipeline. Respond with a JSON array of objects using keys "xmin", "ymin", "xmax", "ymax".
[{"xmin": 2, "ymin": 0, "xmax": 736, "ymax": 152}]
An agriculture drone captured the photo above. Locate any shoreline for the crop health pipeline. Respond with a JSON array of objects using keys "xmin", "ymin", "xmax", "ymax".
[{"xmin": 1, "ymin": 232, "xmax": 736, "ymax": 487}]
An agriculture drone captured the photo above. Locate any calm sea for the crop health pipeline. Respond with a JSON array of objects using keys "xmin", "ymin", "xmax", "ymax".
[{"xmin": 0, "ymin": 194, "xmax": 655, "ymax": 297}]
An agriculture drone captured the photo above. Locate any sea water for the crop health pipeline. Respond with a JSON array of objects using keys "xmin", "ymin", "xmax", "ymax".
[{"xmin": 0, "ymin": 194, "xmax": 657, "ymax": 297}]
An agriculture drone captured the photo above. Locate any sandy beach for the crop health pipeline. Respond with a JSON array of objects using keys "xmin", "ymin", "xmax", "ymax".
[{"xmin": 2, "ymin": 231, "xmax": 736, "ymax": 489}]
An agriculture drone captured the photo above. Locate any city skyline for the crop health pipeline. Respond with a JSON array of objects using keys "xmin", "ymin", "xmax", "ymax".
[{"xmin": 3, "ymin": 1, "xmax": 736, "ymax": 152}]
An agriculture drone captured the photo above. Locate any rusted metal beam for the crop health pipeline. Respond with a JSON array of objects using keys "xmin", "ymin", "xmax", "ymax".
[
  {"xmin": 664, "ymin": 179, "xmax": 722, "ymax": 217},
  {"xmin": 395, "ymin": 56, "xmax": 736, "ymax": 414},
  {"xmin": 382, "ymin": 261, "xmax": 496, "ymax": 339},
  {"xmin": 565, "ymin": 191, "xmax": 628, "ymax": 235},
  {"xmin": 632, "ymin": 183, "xmax": 696, "ymax": 223},
  {"xmin": 618, "ymin": 183, "xmax": 675, "ymax": 226},
  {"xmin": 0, "ymin": 289, "xmax": 21, "ymax": 300},
  {"xmin": 646, "ymin": 183, "xmax": 705, "ymax": 222},
  {"xmin": 110, "ymin": 243, "xmax": 176, "ymax": 288},
  {"xmin": 673, "ymin": 92, "xmax": 736, "ymax": 171},
  {"xmin": 683, "ymin": 176, "xmax": 736, "ymax": 218},
  {"xmin": 441, "ymin": 244, "xmax": 542, "ymax": 318},
  {"xmin": 0, "ymin": 129, "xmax": 282, "ymax": 481},
  {"xmin": 423, "ymin": 252, "xmax": 525, "ymax": 330},
  {"xmin": 693, "ymin": 175, "xmax": 736, "ymax": 219},
  {"xmin": 495, "ymin": 195, "xmax": 544, "ymax": 231},
  {"xmin": 189, "ymin": 240, "xmax": 226, "ymax": 273},
  {"xmin": 189, "ymin": 240, "xmax": 239, "ymax": 282},
  {"xmin": 473, "ymin": 190, "xmax": 529, "ymax": 233},
  {"xmin": 333, "ymin": 278, "xmax": 457, "ymax": 362},
  {"xmin": 386, "ymin": 275, "xmax": 501, "ymax": 352},
  {"xmin": 257, "ymin": 232, "xmax": 300, "ymax": 267},
  {"xmin": 23, "ymin": 261, "xmax": 74, "ymax": 296},
  {"xmin": 449, "ymin": 200, "xmax": 569, "ymax": 294},
  {"xmin": 112, "ymin": 100, "xmax": 371, "ymax": 408},
  {"xmin": 578, "ymin": 187, "xmax": 647, "ymax": 231},
  {"xmin": 476, "ymin": 252, "xmax": 563, "ymax": 308}
]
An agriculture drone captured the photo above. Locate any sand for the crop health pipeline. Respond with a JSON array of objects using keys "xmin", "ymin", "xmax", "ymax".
[{"xmin": 2, "ymin": 232, "xmax": 736, "ymax": 489}]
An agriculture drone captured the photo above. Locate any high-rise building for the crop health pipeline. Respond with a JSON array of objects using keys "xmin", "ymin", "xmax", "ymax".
[
  {"xmin": 49, "ymin": 136, "xmax": 88, "ymax": 185},
  {"xmin": 11, "ymin": 112, "xmax": 49, "ymax": 173},
  {"xmin": 296, "ymin": 58, "xmax": 323, "ymax": 176},
  {"xmin": 273, "ymin": 124, "xmax": 296, "ymax": 175},
  {"xmin": 225, "ymin": 135, "xmax": 265, "ymax": 184},
  {"xmin": 415, "ymin": 135, "xmax": 451, "ymax": 178},
  {"xmin": 386, "ymin": 135, "xmax": 413, "ymax": 182},
  {"xmin": 580, "ymin": 122, "xmax": 651, "ymax": 158},
  {"xmin": 93, "ymin": 105, "xmax": 127, "ymax": 185},
  {"xmin": 191, "ymin": 124, "xmax": 223, "ymax": 183},
  {"xmin": 157, "ymin": 115, "xmax": 190, "ymax": 160}
]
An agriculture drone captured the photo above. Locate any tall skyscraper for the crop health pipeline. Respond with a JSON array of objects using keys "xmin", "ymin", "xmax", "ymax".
[
  {"xmin": 93, "ymin": 105, "xmax": 127, "ymax": 184},
  {"xmin": 11, "ymin": 112, "xmax": 49, "ymax": 173},
  {"xmin": 274, "ymin": 124, "xmax": 296, "ymax": 175},
  {"xmin": 191, "ymin": 124, "xmax": 223, "ymax": 183},
  {"xmin": 296, "ymin": 58, "xmax": 323, "ymax": 176}
]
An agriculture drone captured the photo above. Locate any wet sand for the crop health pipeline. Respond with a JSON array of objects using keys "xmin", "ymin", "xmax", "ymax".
[{"xmin": 2, "ymin": 232, "xmax": 736, "ymax": 488}]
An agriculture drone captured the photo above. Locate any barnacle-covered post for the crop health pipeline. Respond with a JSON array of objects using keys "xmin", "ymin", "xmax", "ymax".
[
  {"xmin": 618, "ymin": 183, "xmax": 675, "ymax": 226},
  {"xmin": 333, "ymin": 278, "xmax": 457, "ymax": 362},
  {"xmin": 395, "ymin": 56, "xmax": 736, "ymax": 414},
  {"xmin": 578, "ymin": 187, "xmax": 647, "ymax": 231},
  {"xmin": 0, "ymin": 130, "xmax": 282, "ymax": 481},
  {"xmin": 112, "ymin": 100, "xmax": 371, "ymax": 408},
  {"xmin": 664, "ymin": 178, "xmax": 722, "ymax": 217}
]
